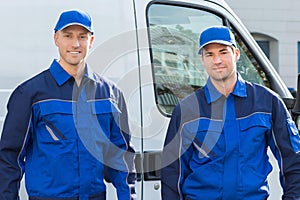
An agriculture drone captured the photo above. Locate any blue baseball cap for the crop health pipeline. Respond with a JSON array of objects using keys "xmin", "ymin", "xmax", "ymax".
[
  {"xmin": 198, "ymin": 26, "xmax": 236, "ymax": 54},
  {"xmin": 54, "ymin": 9, "xmax": 93, "ymax": 34}
]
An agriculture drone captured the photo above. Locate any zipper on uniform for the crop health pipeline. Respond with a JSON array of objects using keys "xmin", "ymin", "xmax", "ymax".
[{"xmin": 42, "ymin": 118, "xmax": 67, "ymax": 140}]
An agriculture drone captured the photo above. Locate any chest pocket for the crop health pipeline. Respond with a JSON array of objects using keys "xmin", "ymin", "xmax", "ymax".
[
  {"xmin": 81, "ymin": 99, "xmax": 121, "ymax": 138},
  {"xmin": 37, "ymin": 100, "xmax": 74, "ymax": 142},
  {"xmin": 91, "ymin": 99, "xmax": 120, "ymax": 126},
  {"xmin": 78, "ymin": 99, "xmax": 121, "ymax": 162},
  {"xmin": 183, "ymin": 118, "xmax": 224, "ymax": 163},
  {"xmin": 238, "ymin": 113, "xmax": 271, "ymax": 153}
]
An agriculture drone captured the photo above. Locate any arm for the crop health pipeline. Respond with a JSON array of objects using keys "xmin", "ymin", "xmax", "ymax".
[
  {"xmin": 105, "ymin": 91, "xmax": 136, "ymax": 200},
  {"xmin": 161, "ymin": 105, "xmax": 183, "ymax": 200},
  {"xmin": 0, "ymin": 86, "xmax": 32, "ymax": 199},
  {"xmin": 270, "ymin": 95, "xmax": 300, "ymax": 200}
]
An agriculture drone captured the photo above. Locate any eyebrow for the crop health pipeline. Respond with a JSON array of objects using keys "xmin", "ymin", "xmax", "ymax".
[
  {"xmin": 203, "ymin": 47, "xmax": 231, "ymax": 57},
  {"xmin": 219, "ymin": 48, "xmax": 229, "ymax": 52}
]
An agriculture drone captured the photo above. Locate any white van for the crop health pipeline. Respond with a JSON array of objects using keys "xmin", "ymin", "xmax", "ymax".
[{"xmin": 0, "ymin": 0, "xmax": 297, "ymax": 199}]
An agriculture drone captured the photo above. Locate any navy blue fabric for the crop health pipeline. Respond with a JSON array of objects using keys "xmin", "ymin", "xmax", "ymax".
[
  {"xmin": 161, "ymin": 74, "xmax": 300, "ymax": 200},
  {"xmin": 29, "ymin": 191, "xmax": 105, "ymax": 200},
  {"xmin": 0, "ymin": 59, "xmax": 136, "ymax": 199}
]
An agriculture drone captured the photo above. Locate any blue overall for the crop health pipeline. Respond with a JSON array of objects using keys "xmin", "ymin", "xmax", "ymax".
[
  {"xmin": 0, "ymin": 59, "xmax": 136, "ymax": 200},
  {"xmin": 161, "ymin": 74, "xmax": 300, "ymax": 200}
]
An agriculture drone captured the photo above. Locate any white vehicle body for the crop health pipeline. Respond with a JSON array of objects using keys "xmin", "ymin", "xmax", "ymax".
[{"xmin": 0, "ymin": 0, "xmax": 294, "ymax": 199}]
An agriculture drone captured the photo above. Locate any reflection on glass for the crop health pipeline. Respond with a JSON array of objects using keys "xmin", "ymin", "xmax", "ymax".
[
  {"xmin": 148, "ymin": 4, "xmax": 269, "ymax": 115},
  {"xmin": 233, "ymin": 30, "xmax": 269, "ymax": 87},
  {"xmin": 148, "ymin": 4, "xmax": 222, "ymax": 114}
]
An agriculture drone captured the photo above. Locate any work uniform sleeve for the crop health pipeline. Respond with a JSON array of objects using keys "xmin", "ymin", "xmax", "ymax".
[
  {"xmin": 105, "ymin": 90, "xmax": 136, "ymax": 200},
  {"xmin": 161, "ymin": 104, "xmax": 185, "ymax": 200},
  {"xmin": 270, "ymin": 94, "xmax": 300, "ymax": 200},
  {"xmin": 0, "ymin": 85, "xmax": 32, "ymax": 199}
]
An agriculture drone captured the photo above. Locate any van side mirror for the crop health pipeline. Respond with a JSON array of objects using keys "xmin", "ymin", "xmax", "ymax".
[{"xmin": 292, "ymin": 74, "xmax": 300, "ymax": 130}]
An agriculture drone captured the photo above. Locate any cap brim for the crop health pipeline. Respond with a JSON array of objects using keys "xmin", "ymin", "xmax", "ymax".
[
  {"xmin": 198, "ymin": 40, "xmax": 234, "ymax": 54},
  {"xmin": 56, "ymin": 22, "xmax": 93, "ymax": 34}
]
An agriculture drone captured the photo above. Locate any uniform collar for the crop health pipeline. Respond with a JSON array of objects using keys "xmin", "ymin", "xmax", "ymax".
[
  {"xmin": 204, "ymin": 73, "xmax": 247, "ymax": 104},
  {"xmin": 49, "ymin": 59, "xmax": 96, "ymax": 86}
]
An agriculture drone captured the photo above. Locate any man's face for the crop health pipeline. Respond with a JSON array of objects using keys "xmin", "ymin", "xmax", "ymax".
[
  {"xmin": 201, "ymin": 43, "xmax": 240, "ymax": 83},
  {"xmin": 54, "ymin": 25, "xmax": 94, "ymax": 69}
]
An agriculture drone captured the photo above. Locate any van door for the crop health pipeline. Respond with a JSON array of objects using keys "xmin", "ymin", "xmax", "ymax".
[
  {"xmin": 0, "ymin": 1, "xmax": 143, "ymax": 199},
  {"xmin": 134, "ymin": 0, "xmax": 291, "ymax": 199}
]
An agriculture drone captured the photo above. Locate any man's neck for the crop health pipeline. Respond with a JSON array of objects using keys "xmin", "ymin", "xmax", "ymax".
[
  {"xmin": 59, "ymin": 60, "xmax": 85, "ymax": 86},
  {"xmin": 211, "ymin": 74, "xmax": 237, "ymax": 97}
]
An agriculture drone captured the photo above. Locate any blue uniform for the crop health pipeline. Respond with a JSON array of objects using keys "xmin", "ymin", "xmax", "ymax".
[
  {"xmin": 161, "ymin": 74, "xmax": 300, "ymax": 200},
  {"xmin": 0, "ymin": 59, "xmax": 136, "ymax": 200}
]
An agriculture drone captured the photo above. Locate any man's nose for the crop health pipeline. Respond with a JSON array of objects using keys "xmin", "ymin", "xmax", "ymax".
[
  {"xmin": 71, "ymin": 38, "xmax": 80, "ymax": 47},
  {"xmin": 212, "ymin": 55, "xmax": 222, "ymax": 63}
]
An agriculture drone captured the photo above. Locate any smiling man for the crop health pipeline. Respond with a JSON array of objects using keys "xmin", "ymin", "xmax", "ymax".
[
  {"xmin": 161, "ymin": 26, "xmax": 300, "ymax": 200},
  {"xmin": 0, "ymin": 9, "xmax": 136, "ymax": 200}
]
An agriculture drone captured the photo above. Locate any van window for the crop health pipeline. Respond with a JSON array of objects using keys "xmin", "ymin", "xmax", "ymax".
[{"xmin": 147, "ymin": 3, "xmax": 269, "ymax": 115}]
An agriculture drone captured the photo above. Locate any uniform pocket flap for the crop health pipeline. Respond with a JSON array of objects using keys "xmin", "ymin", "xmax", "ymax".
[
  {"xmin": 39, "ymin": 100, "xmax": 73, "ymax": 116},
  {"xmin": 184, "ymin": 118, "xmax": 223, "ymax": 133},
  {"xmin": 239, "ymin": 113, "xmax": 271, "ymax": 131},
  {"xmin": 91, "ymin": 99, "xmax": 121, "ymax": 115}
]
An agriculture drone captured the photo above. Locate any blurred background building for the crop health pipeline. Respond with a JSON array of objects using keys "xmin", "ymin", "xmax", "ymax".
[{"xmin": 226, "ymin": 0, "xmax": 300, "ymax": 90}]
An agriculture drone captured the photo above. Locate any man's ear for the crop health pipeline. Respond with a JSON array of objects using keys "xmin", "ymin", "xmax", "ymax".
[
  {"xmin": 235, "ymin": 48, "xmax": 240, "ymax": 61},
  {"xmin": 200, "ymin": 51, "xmax": 206, "ymax": 65},
  {"xmin": 200, "ymin": 55, "xmax": 204, "ymax": 65},
  {"xmin": 54, "ymin": 32, "xmax": 59, "ymax": 47},
  {"xmin": 89, "ymin": 35, "xmax": 95, "ymax": 49}
]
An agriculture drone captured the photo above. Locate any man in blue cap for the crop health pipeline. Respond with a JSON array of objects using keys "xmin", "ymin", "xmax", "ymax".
[
  {"xmin": 161, "ymin": 25, "xmax": 300, "ymax": 199},
  {"xmin": 0, "ymin": 9, "xmax": 136, "ymax": 199}
]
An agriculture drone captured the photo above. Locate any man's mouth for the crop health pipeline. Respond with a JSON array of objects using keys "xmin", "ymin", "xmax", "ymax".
[{"xmin": 69, "ymin": 51, "xmax": 81, "ymax": 54}]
